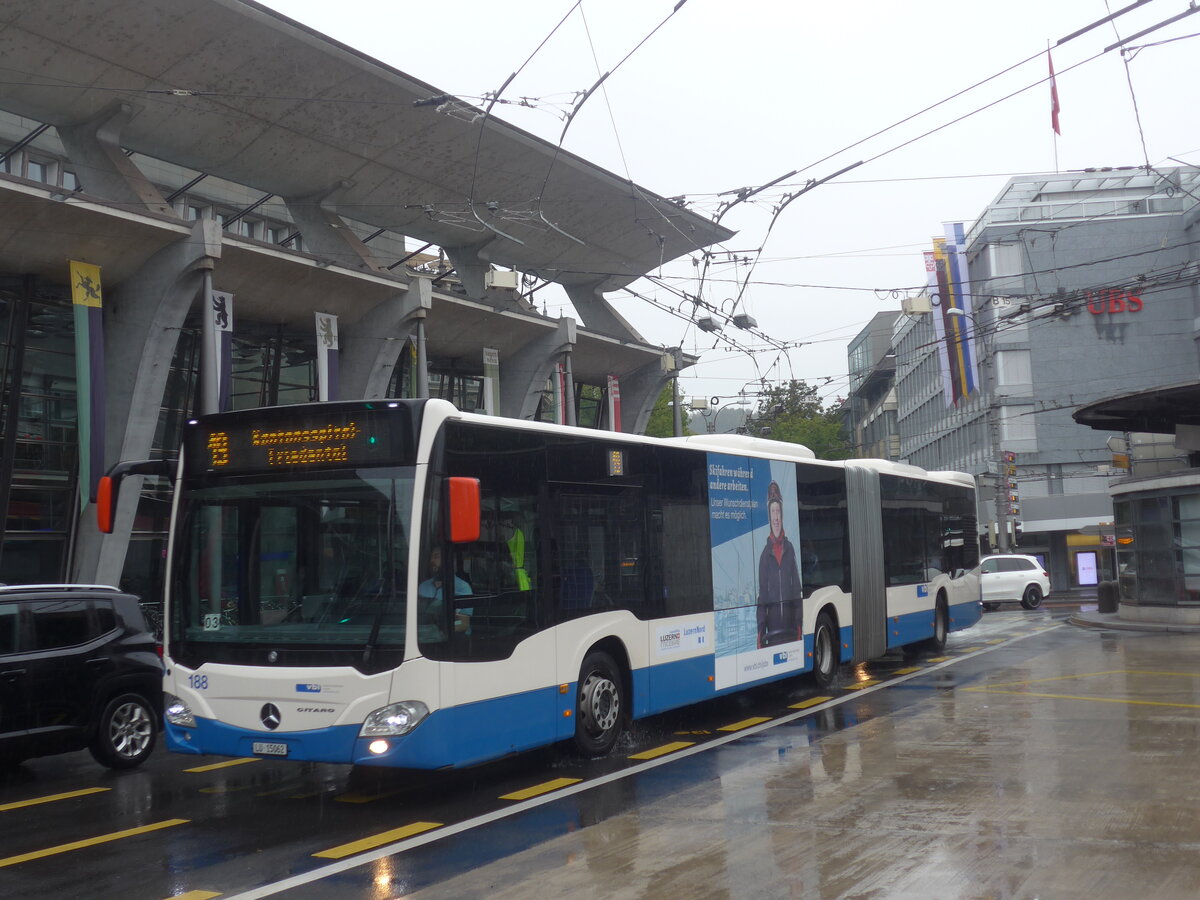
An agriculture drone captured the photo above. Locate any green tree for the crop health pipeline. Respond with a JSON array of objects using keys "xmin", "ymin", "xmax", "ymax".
[
  {"xmin": 743, "ymin": 380, "xmax": 851, "ymax": 459},
  {"xmin": 644, "ymin": 384, "xmax": 692, "ymax": 438}
]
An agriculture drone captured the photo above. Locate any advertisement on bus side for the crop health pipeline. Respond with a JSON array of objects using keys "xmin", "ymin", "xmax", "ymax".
[{"xmin": 708, "ymin": 453, "xmax": 806, "ymax": 689}]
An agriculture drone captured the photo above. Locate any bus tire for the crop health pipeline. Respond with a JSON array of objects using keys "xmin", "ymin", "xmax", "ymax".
[
  {"xmin": 921, "ymin": 596, "xmax": 949, "ymax": 654},
  {"xmin": 573, "ymin": 651, "xmax": 625, "ymax": 757},
  {"xmin": 811, "ymin": 611, "xmax": 839, "ymax": 688}
]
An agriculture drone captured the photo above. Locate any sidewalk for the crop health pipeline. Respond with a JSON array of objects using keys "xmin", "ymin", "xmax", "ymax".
[
  {"xmin": 1058, "ymin": 586, "xmax": 1200, "ymax": 633},
  {"xmin": 1069, "ymin": 608, "xmax": 1200, "ymax": 633}
]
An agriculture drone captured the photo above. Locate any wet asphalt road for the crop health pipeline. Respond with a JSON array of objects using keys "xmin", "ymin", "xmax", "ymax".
[{"xmin": 5, "ymin": 604, "xmax": 1198, "ymax": 899}]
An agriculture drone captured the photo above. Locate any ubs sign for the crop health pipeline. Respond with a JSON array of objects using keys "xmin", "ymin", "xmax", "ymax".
[
  {"xmin": 1086, "ymin": 289, "xmax": 1143, "ymax": 315},
  {"xmin": 1086, "ymin": 289, "xmax": 1142, "ymax": 343}
]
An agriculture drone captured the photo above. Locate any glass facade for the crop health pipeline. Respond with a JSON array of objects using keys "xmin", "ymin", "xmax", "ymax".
[
  {"xmin": 1114, "ymin": 488, "xmax": 1200, "ymax": 606},
  {"xmin": 0, "ymin": 277, "xmax": 76, "ymax": 584}
]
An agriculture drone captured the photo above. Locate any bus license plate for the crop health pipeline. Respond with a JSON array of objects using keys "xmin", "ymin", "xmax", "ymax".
[{"xmin": 252, "ymin": 742, "xmax": 288, "ymax": 757}]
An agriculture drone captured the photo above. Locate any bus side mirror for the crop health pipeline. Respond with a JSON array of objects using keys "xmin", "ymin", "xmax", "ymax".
[
  {"xmin": 96, "ymin": 459, "xmax": 174, "ymax": 534},
  {"xmin": 97, "ymin": 476, "xmax": 117, "ymax": 533},
  {"xmin": 446, "ymin": 477, "xmax": 481, "ymax": 543}
]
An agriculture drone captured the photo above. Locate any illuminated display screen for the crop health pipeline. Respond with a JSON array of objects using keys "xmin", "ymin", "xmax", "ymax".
[{"xmin": 184, "ymin": 404, "xmax": 417, "ymax": 476}]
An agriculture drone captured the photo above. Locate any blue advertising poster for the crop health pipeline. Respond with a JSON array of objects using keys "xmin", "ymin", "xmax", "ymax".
[{"xmin": 709, "ymin": 453, "xmax": 805, "ymax": 689}]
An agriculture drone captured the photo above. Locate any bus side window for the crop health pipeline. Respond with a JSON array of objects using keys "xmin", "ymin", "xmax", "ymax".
[{"xmin": 429, "ymin": 422, "xmax": 546, "ymax": 662}]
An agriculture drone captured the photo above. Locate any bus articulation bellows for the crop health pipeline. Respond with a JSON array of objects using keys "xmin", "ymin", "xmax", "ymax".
[{"xmin": 100, "ymin": 398, "xmax": 981, "ymax": 768}]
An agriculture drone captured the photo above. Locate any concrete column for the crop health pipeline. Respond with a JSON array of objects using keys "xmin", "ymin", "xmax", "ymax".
[
  {"xmin": 441, "ymin": 240, "xmax": 494, "ymax": 300},
  {"xmin": 57, "ymin": 102, "xmax": 174, "ymax": 216},
  {"xmin": 564, "ymin": 281, "xmax": 646, "ymax": 343},
  {"xmin": 617, "ymin": 352, "xmax": 678, "ymax": 435},
  {"xmin": 282, "ymin": 181, "xmax": 392, "ymax": 274},
  {"xmin": 71, "ymin": 219, "xmax": 222, "ymax": 585},
  {"xmin": 499, "ymin": 318, "xmax": 577, "ymax": 421},
  {"xmin": 415, "ymin": 318, "xmax": 429, "ymax": 398},
  {"xmin": 562, "ymin": 350, "xmax": 576, "ymax": 427},
  {"xmin": 339, "ymin": 278, "xmax": 433, "ymax": 398}
]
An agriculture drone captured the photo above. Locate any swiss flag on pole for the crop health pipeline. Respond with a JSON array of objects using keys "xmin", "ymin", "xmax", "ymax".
[{"xmin": 1048, "ymin": 50, "xmax": 1061, "ymax": 135}]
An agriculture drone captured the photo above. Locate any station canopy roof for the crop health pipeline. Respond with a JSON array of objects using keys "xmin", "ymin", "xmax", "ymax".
[
  {"xmin": 1073, "ymin": 381, "xmax": 1200, "ymax": 434},
  {"xmin": 0, "ymin": 0, "xmax": 733, "ymax": 293}
]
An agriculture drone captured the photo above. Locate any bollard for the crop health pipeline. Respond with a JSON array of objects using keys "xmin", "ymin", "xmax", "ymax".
[{"xmin": 1097, "ymin": 580, "xmax": 1118, "ymax": 613}]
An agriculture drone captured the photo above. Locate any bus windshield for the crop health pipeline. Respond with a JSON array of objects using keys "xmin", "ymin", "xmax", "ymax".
[{"xmin": 170, "ymin": 468, "xmax": 415, "ymax": 658}]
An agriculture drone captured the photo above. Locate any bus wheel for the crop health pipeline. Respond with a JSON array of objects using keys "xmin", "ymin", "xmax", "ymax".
[
  {"xmin": 811, "ymin": 611, "xmax": 839, "ymax": 688},
  {"xmin": 922, "ymin": 597, "xmax": 949, "ymax": 653},
  {"xmin": 574, "ymin": 651, "xmax": 625, "ymax": 757}
]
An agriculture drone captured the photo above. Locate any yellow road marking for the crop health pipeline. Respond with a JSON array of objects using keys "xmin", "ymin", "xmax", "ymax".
[
  {"xmin": 0, "ymin": 787, "xmax": 109, "ymax": 812},
  {"xmin": 844, "ymin": 679, "xmax": 881, "ymax": 691},
  {"xmin": 979, "ymin": 670, "xmax": 1200, "ymax": 690},
  {"xmin": 927, "ymin": 656, "xmax": 951, "ymax": 662},
  {"xmin": 717, "ymin": 716, "xmax": 772, "ymax": 732},
  {"xmin": 313, "ymin": 822, "xmax": 442, "ymax": 860},
  {"xmin": 167, "ymin": 892, "xmax": 222, "ymax": 899},
  {"xmin": 893, "ymin": 667, "xmax": 922, "ymax": 675},
  {"xmin": 336, "ymin": 791, "xmax": 406, "ymax": 804},
  {"xmin": 628, "ymin": 741, "xmax": 695, "ymax": 760},
  {"xmin": 986, "ymin": 639, "xmax": 1005, "ymax": 645},
  {"xmin": 965, "ymin": 687, "xmax": 1200, "ymax": 710},
  {"xmin": 184, "ymin": 758, "xmax": 260, "ymax": 773},
  {"xmin": 0, "ymin": 818, "xmax": 189, "ymax": 868},
  {"xmin": 789, "ymin": 696, "xmax": 833, "ymax": 709},
  {"xmin": 499, "ymin": 777, "xmax": 582, "ymax": 801}
]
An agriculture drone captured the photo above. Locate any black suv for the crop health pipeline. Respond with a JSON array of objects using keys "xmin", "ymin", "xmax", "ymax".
[{"xmin": 0, "ymin": 584, "xmax": 162, "ymax": 769}]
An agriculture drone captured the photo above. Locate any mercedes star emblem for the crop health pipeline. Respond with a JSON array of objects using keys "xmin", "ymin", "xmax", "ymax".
[{"xmin": 261, "ymin": 703, "xmax": 282, "ymax": 730}]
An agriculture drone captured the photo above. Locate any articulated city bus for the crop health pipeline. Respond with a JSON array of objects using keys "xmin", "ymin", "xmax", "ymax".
[{"xmin": 101, "ymin": 399, "xmax": 981, "ymax": 768}]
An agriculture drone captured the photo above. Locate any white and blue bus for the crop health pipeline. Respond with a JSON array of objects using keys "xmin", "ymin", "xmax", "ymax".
[{"xmin": 101, "ymin": 399, "xmax": 981, "ymax": 768}]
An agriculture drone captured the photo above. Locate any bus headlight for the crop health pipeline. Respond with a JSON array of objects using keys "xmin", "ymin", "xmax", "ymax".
[
  {"xmin": 164, "ymin": 692, "xmax": 196, "ymax": 728},
  {"xmin": 359, "ymin": 701, "xmax": 429, "ymax": 737}
]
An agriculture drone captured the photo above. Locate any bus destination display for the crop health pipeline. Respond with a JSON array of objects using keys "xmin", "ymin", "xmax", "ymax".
[{"xmin": 187, "ymin": 407, "xmax": 414, "ymax": 475}]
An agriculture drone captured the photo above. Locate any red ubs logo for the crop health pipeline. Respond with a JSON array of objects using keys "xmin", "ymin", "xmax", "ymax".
[{"xmin": 1086, "ymin": 289, "xmax": 1143, "ymax": 314}]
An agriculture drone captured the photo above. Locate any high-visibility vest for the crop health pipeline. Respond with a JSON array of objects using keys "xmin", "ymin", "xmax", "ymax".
[{"xmin": 507, "ymin": 528, "xmax": 531, "ymax": 590}]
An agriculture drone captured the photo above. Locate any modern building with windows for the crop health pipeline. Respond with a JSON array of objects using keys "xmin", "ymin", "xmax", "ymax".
[
  {"xmin": 845, "ymin": 311, "xmax": 902, "ymax": 461},
  {"xmin": 0, "ymin": 0, "xmax": 732, "ymax": 595},
  {"xmin": 888, "ymin": 166, "xmax": 1200, "ymax": 589}
]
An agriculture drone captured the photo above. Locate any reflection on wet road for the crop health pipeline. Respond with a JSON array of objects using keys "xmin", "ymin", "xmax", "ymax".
[{"xmin": 7, "ymin": 609, "xmax": 1200, "ymax": 899}]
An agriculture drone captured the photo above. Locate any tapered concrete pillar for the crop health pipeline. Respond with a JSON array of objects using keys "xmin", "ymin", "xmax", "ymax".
[
  {"xmin": 339, "ymin": 278, "xmax": 433, "ymax": 398},
  {"xmin": 618, "ymin": 352, "xmax": 678, "ymax": 435},
  {"xmin": 499, "ymin": 318, "xmax": 577, "ymax": 421},
  {"xmin": 57, "ymin": 102, "xmax": 174, "ymax": 216},
  {"xmin": 71, "ymin": 219, "xmax": 222, "ymax": 585}
]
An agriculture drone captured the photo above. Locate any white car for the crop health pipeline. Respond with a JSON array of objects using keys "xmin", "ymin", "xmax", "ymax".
[{"xmin": 979, "ymin": 554, "xmax": 1051, "ymax": 610}]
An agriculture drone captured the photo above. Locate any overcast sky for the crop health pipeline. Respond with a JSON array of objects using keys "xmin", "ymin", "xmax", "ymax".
[{"xmin": 259, "ymin": 0, "xmax": 1199, "ymax": 411}]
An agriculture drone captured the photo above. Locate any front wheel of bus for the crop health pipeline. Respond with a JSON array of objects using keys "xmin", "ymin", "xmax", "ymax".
[
  {"xmin": 811, "ymin": 611, "xmax": 839, "ymax": 688},
  {"xmin": 574, "ymin": 651, "xmax": 625, "ymax": 757}
]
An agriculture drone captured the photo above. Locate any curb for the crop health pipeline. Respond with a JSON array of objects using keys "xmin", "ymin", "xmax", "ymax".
[{"xmin": 1068, "ymin": 613, "xmax": 1200, "ymax": 634}]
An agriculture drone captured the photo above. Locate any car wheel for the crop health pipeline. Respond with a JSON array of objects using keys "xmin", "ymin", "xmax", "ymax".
[
  {"xmin": 1021, "ymin": 585, "xmax": 1043, "ymax": 610},
  {"xmin": 573, "ymin": 651, "xmax": 626, "ymax": 757},
  {"xmin": 89, "ymin": 692, "xmax": 156, "ymax": 770},
  {"xmin": 811, "ymin": 611, "xmax": 839, "ymax": 688}
]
